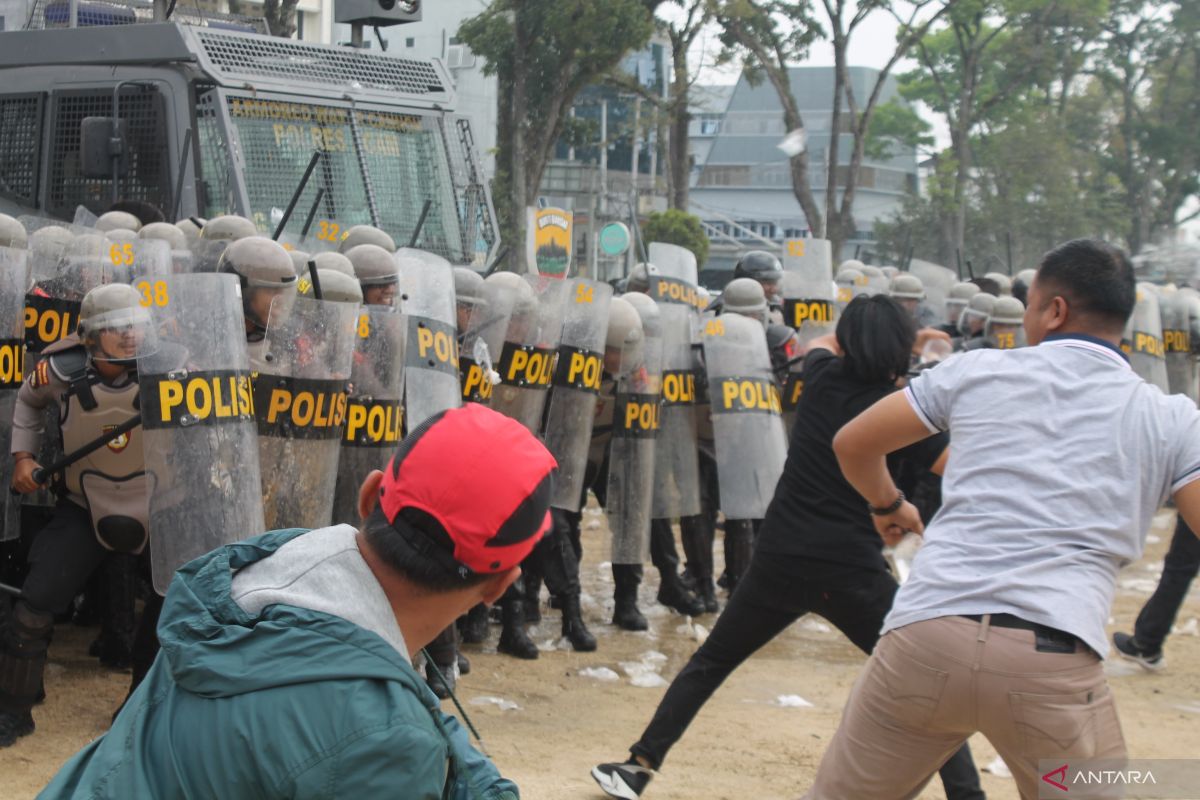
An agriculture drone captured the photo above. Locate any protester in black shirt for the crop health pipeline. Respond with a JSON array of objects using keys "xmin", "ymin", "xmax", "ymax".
[{"xmin": 592, "ymin": 295, "xmax": 985, "ymax": 800}]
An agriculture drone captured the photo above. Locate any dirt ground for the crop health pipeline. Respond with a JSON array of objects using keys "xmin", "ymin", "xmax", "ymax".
[{"xmin": 4, "ymin": 506, "xmax": 1200, "ymax": 800}]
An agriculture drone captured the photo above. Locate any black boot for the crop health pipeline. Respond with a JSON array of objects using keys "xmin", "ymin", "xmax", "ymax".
[
  {"xmin": 0, "ymin": 601, "xmax": 53, "ymax": 748},
  {"xmin": 425, "ymin": 625, "xmax": 459, "ymax": 699},
  {"xmin": 724, "ymin": 519, "xmax": 755, "ymax": 593},
  {"xmin": 425, "ymin": 656, "xmax": 456, "ymax": 700},
  {"xmin": 97, "ymin": 555, "xmax": 136, "ymax": 671},
  {"xmin": 522, "ymin": 572, "xmax": 543, "ymax": 624},
  {"xmin": 561, "ymin": 594, "xmax": 597, "ymax": 652},
  {"xmin": 457, "ymin": 651, "xmax": 471, "ymax": 676},
  {"xmin": 650, "ymin": 520, "xmax": 704, "ymax": 616},
  {"xmin": 657, "ymin": 571, "xmax": 704, "ymax": 617},
  {"xmin": 681, "ymin": 514, "xmax": 719, "ymax": 613},
  {"xmin": 497, "ymin": 594, "xmax": 539, "ymax": 660},
  {"xmin": 611, "ymin": 564, "xmax": 648, "ymax": 631},
  {"xmin": 459, "ymin": 603, "xmax": 489, "ymax": 645}
]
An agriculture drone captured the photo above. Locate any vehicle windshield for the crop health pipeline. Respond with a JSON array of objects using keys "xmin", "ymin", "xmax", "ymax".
[{"xmin": 197, "ymin": 93, "xmax": 487, "ymax": 264}]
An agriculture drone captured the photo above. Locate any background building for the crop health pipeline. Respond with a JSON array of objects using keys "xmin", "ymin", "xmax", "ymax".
[{"xmin": 690, "ymin": 66, "xmax": 918, "ymax": 270}]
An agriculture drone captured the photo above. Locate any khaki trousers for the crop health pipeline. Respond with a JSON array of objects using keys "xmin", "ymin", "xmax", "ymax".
[{"xmin": 803, "ymin": 615, "xmax": 1126, "ymax": 800}]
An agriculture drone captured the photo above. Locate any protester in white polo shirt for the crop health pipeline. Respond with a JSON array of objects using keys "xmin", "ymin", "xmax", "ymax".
[{"xmin": 802, "ymin": 239, "xmax": 1200, "ymax": 799}]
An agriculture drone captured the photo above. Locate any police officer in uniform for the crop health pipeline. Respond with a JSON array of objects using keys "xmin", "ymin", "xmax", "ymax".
[
  {"xmin": 0, "ymin": 214, "xmax": 28, "ymax": 249},
  {"xmin": 956, "ymin": 292, "xmax": 995, "ymax": 349},
  {"xmin": 0, "ymin": 285, "xmax": 155, "ymax": 747},
  {"xmin": 939, "ymin": 282, "xmax": 981, "ymax": 337},
  {"xmin": 218, "ymin": 239, "xmax": 299, "ymax": 371},
  {"xmin": 338, "ymin": 225, "xmax": 396, "ymax": 254},
  {"xmin": 888, "ymin": 274, "xmax": 926, "ymax": 322},
  {"xmin": 346, "ymin": 245, "xmax": 399, "ymax": 307}
]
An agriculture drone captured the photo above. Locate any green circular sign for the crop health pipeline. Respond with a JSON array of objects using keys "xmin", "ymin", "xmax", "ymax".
[{"xmin": 599, "ymin": 222, "xmax": 631, "ymax": 256}]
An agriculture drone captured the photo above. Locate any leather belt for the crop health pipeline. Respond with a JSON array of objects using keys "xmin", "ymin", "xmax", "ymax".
[{"xmin": 959, "ymin": 613, "xmax": 1080, "ymax": 649}]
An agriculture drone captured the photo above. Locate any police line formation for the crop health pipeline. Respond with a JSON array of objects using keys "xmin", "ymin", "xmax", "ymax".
[{"xmin": 0, "ymin": 209, "xmax": 1192, "ymax": 751}]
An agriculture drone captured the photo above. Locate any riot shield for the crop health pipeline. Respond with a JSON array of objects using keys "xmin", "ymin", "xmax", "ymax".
[
  {"xmin": 1161, "ymin": 287, "xmax": 1200, "ymax": 402},
  {"xmin": 650, "ymin": 303, "xmax": 702, "ymax": 520},
  {"xmin": 459, "ymin": 277, "xmax": 517, "ymax": 406},
  {"xmin": 331, "ymin": 306, "xmax": 406, "ymax": 526},
  {"xmin": 1122, "ymin": 283, "xmax": 1169, "ymax": 392},
  {"xmin": 252, "ymin": 295, "xmax": 357, "ymax": 530},
  {"xmin": 702, "ymin": 314, "xmax": 787, "ymax": 520},
  {"xmin": 543, "ymin": 279, "xmax": 613, "ymax": 511},
  {"xmin": 780, "ymin": 267, "xmax": 835, "ymax": 348},
  {"xmin": 0, "ymin": 248, "xmax": 30, "ymax": 540},
  {"xmin": 137, "ymin": 273, "xmax": 265, "ymax": 594},
  {"xmin": 608, "ymin": 298, "xmax": 662, "ymax": 564},
  {"xmin": 908, "ymin": 259, "xmax": 957, "ymax": 327},
  {"xmin": 491, "ymin": 275, "xmax": 569, "ymax": 434},
  {"xmin": 397, "ymin": 248, "xmax": 461, "ymax": 428},
  {"xmin": 781, "ymin": 239, "xmax": 833, "ymax": 279},
  {"xmin": 646, "ymin": 242, "xmax": 704, "ymax": 312}
]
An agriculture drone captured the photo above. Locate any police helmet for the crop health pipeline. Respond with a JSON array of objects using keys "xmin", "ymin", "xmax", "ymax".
[
  {"xmin": 175, "ymin": 217, "xmax": 206, "ymax": 242},
  {"xmin": 880, "ymin": 266, "xmax": 900, "ymax": 280},
  {"xmin": 139, "ymin": 222, "xmax": 186, "ymax": 251},
  {"xmin": 984, "ymin": 271, "xmax": 1013, "ymax": 296},
  {"xmin": 95, "ymin": 211, "xmax": 142, "ymax": 234},
  {"xmin": 201, "ymin": 215, "xmax": 258, "ymax": 242},
  {"xmin": 948, "ymin": 281, "xmax": 981, "ymax": 303},
  {"xmin": 104, "ymin": 228, "xmax": 139, "ymax": 244},
  {"xmin": 959, "ymin": 291, "xmax": 997, "ymax": 335},
  {"xmin": 734, "ymin": 250, "xmax": 783, "ymax": 283},
  {"xmin": 454, "ymin": 267, "xmax": 487, "ymax": 309},
  {"xmin": 626, "ymin": 262, "xmax": 660, "ymax": 294},
  {"xmin": 346, "ymin": 244, "xmax": 398, "ymax": 286},
  {"xmin": 0, "ymin": 213, "xmax": 27, "ymax": 249},
  {"xmin": 860, "ymin": 265, "xmax": 885, "ymax": 279},
  {"xmin": 606, "ymin": 295, "xmax": 644, "ymax": 369},
  {"xmin": 888, "ymin": 273, "xmax": 925, "ymax": 300},
  {"xmin": 721, "ymin": 277, "xmax": 768, "ymax": 320},
  {"xmin": 300, "ymin": 268, "xmax": 364, "ymax": 304},
  {"xmin": 486, "ymin": 271, "xmax": 537, "ymax": 319},
  {"xmin": 313, "ymin": 251, "xmax": 355, "ymax": 276},
  {"xmin": 835, "ymin": 266, "xmax": 865, "ymax": 285},
  {"xmin": 29, "ymin": 226, "xmax": 73, "ymax": 256},
  {"xmin": 990, "ymin": 296, "xmax": 1025, "ymax": 325},
  {"xmin": 839, "ymin": 259, "xmax": 866, "ymax": 272},
  {"xmin": 339, "ymin": 225, "xmax": 396, "ymax": 254},
  {"xmin": 288, "ymin": 250, "xmax": 312, "ymax": 277},
  {"xmin": 77, "ymin": 283, "xmax": 151, "ymax": 363},
  {"xmin": 218, "ymin": 238, "xmax": 298, "ymax": 290}
]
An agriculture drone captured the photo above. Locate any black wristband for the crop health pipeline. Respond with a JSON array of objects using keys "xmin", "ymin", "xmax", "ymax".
[{"xmin": 868, "ymin": 490, "xmax": 905, "ymax": 516}]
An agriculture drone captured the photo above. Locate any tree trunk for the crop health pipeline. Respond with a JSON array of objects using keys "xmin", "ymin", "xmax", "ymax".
[{"xmin": 668, "ymin": 42, "xmax": 692, "ymax": 210}]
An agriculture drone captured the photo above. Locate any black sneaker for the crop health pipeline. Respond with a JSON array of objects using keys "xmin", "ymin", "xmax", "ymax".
[
  {"xmin": 0, "ymin": 710, "xmax": 34, "ymax": 748},
  {"xmin": 592, "ymin": 761, "xmax": 653, "ymax": 799},
  {"xmin": 1113, "ymin": 632, "xmax": 1164, "ymax": 671}
]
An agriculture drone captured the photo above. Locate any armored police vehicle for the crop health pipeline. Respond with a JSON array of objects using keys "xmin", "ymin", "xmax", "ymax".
[{"xmin": 0, "ymin": 0, "xmax": 497, "ymax": 266}]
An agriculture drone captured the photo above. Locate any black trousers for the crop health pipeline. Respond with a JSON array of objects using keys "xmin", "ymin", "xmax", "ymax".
[
  {"xmin": 1134, "ymin": 515, "xmax": 1200, "ymax": 651},
  {"xmin": 629, "ymin": 548, "xmax": 985, "ymax": 800}
]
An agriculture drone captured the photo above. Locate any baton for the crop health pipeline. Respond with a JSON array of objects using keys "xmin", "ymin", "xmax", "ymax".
[
  {"xmin": 408, "ymin": 199, "xmax": 433, "ymax": 249},
  {"xmin": 421, "ymin": 648, "xmax": 486, "ymax": 749},
  {"xmin": 0, "ymin": 581, "xmax": 21, "ymax": 598},
  {"xmin": 307, "ymin": 261, "xmax": 324, "ymax": 301},
  {"xmin": 299, "ymin": 188, "xmax": 326, "ymax": 243},
  {"xmin": 10, "ymin": 414, "xmax": 142, "ymax": 496},
  {"xmin": 272, "ymin": 151, "xmax": 323, "ymax": 241}
]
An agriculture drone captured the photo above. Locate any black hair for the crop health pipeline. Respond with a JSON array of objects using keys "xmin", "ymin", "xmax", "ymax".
[
  {"xmin": 835, "ymin": 294, "xmax": 917, "ymax": 385},
  {"xmin": 1035, "ymin": 239, "xmax": 1135, "ymax": 330},
  {"xmin": 1011, "ymin": 278, "xmax": 1029, "ymax": 306},
  {"xmin": 970, "ymin": 277, "xmax": 1001, "ymax": 297},
  {"xmin": 362, "ymin": 506, "xmax": 493, "ymax": 594}
]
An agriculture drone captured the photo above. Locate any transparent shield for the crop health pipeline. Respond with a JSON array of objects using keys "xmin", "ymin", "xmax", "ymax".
[
  {"xmin": 647, "ymin": 242, "xmax": 699, "ymax": 286},
  {"xmin": 0, "ymin": 248, "xmax": 31, "ymax": 540},
  {"xmin": 702, "ymin": 314, "xmax": 788, "ymax": 520},
  {"xmin": 253, "ymin": 295, "xmax": 358, "ymax": 530},
  {"xmin": 908, "ymin": 259, "xmax": 957, "ymax": 327},
  {"xmin": 781, "ymin": 239, "xmax": 832, "ymax": 280},
  {"xmin": 609, "ymin": 301, "xmax": 662, "ymax": 564},
  {"xmin": 1122, "ymin": 283, "xmax": 1169, "ymax": 392},
  {"xmin": 397, "ymin": 248, "xmax": 461, "ymax": 428},
  {"xmin": 491, "ymin": 275, "xmax": 569, "ymax": 434},
  {"xmin": 331, "ymin": 306, "xmax": 407, "ymax": 526},
  {"xmin": 1161, "ymin": 288, "xmax": 1198, "ymax": 402},
  {"xmin": 780, "ymin": 269, "xmax": 836, "ymax": 347},
  {"xmin": 136, "ymin": 273, "xmax": 264, "ymax": 594},
  {"xmin": 459, "ymin": 276, "xmax": 518, "ymax": 405},
  {"xmin": 651, "ymin": 303, "xmax": 702, "ymax": 519},
  {"xmin": 543, "ymin": 279, "xmax": 613, "ymax": 511}
]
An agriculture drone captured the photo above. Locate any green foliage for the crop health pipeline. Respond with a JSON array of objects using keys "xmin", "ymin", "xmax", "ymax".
[
  {"xmin": 643, "ymin": 209, "xmax": 710, "ymax": 266},
  {"xmin": 864, "ymin": 100, "xmax": 934, "ymax": 161}
]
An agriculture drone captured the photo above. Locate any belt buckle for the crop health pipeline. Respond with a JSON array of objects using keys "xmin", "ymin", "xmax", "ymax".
[{"xmin": 1034, "ymin": 627, "xmax": 1076, "ymax": 654}]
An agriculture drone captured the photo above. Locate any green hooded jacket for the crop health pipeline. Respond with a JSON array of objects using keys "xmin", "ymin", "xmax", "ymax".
[{"xmin": 39, "ymin": 529, "xmax": 519, "ymax": 800}]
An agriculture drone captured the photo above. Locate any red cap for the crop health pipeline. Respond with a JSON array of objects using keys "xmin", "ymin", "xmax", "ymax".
[{"xmin": 375, "ymin": 404, "xmax": 557, "ymax": 576}]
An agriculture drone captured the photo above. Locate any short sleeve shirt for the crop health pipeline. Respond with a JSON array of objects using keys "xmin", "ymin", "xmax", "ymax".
[
  {"xmin": 755, "ymin": 348, "xmax": 947, "ymax": 572},
  {"xmin": 887, "ymin": 334, "xmax": 1200, "ymax": 656}
]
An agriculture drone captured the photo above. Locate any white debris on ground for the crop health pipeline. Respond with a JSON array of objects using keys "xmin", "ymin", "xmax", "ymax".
[
  {"xmin": 773, "ymin": 695, "xmax": 814, "ymax": 708},
  {"xmin": 676, "ymin": 619, "xmax": 709, "ymax": 643},
  {"xmin": 621, "ymin": 651, "xmax": 669, "ymax": 688},
  {"xmin": 578, "ymin": 666, "xmax": 621, "ymax": 682},
  {"xmin": 537, "ymin": 636, "xmax": 570, "ymax": 652},
  {"xmin": 470, "ymin": 696, "xmax": 520, "ymax": 711},
  {"xmin": 1147, "ymin": 534, "xmax": 1161, "ymax": 545},
  {"xmin": 1104, "ymin": 659, "xmax": 1143, "ymax": 677},
  {"xmin": 984, "ymin": 756, "xmax": 1012, "ymax": 778},
  {"xmin": 1120, "ymin": 577, "xmax": 1160, "ymax": 594},
  {"xmin": 1174, "ymin": 617, "xmax": 1198, "ymax": 636},
  {"xmin": 1173, "ymin": 701, "xmax": 1200, "ymax": 715}
]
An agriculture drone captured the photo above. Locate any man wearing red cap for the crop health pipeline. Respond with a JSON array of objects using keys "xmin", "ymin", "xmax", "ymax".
[{"xmin": 39, "ymin": 404, "xmax": 555, "ymax": 800}]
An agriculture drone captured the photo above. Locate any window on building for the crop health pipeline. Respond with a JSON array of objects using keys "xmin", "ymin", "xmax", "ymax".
[{"xmin": 406, "ymin": 37, "xmax": 415, "ymax": 47}]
